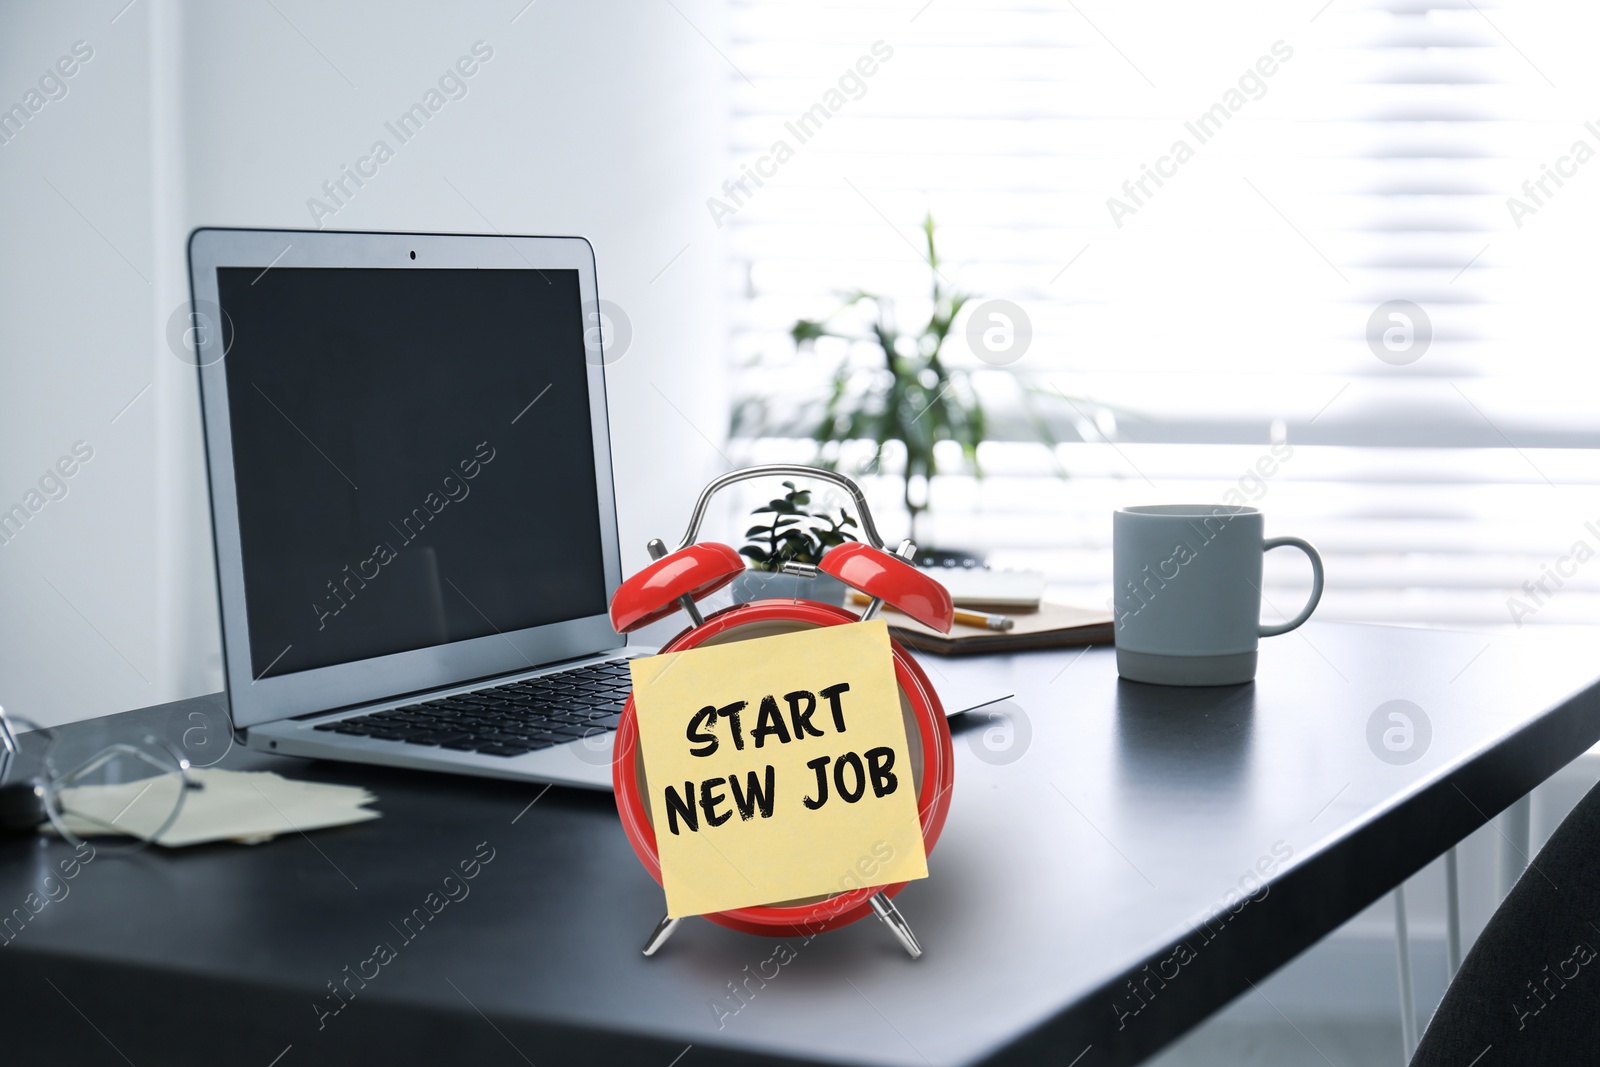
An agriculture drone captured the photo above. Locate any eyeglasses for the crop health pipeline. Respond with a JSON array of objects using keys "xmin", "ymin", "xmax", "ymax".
[{"xmin": 0, "ymin": 704, "xmax": 196, "ymax": 854}]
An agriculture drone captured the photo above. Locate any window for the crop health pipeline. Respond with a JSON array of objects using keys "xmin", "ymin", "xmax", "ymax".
[{"xmin": 724, "ymin": 0, "xmax": 1600, "ymax": 629}]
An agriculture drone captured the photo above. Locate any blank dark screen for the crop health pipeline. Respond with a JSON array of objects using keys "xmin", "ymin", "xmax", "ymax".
[{"xmin": 216, "ymin": 266, "xmax": 608, "ymax": 679}]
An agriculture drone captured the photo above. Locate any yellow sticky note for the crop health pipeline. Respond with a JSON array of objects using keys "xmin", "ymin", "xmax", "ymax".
[{"xmin": 629, "ymin": 619, "xmax": 929, "ymax": 918}]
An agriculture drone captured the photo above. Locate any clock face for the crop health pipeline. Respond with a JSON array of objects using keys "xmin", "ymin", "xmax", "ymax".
[{"xmin": 610, "ymin": 597, "xmax": 954, "ymax": 937}]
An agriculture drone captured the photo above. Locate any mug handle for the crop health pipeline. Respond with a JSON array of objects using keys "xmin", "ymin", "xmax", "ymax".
[{"xmin": 1259, "ymin": 536, "xmax": 1325, "ymax": 637}]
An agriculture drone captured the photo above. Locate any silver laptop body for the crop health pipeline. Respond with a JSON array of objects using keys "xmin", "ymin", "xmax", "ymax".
[{"xmin": 189, "ymin": 228, "xmax": 631, "ymax": 790}]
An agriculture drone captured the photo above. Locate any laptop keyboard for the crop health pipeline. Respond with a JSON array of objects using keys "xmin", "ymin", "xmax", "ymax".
[{"xmin": 312, "ymin": 659, "xmax": 633, "ymax": 758}]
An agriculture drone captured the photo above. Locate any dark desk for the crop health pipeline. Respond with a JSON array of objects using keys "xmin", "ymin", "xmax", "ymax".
[{"xmin": 3, "ymin": 622, "xmax": 1599, "ymax": 1066}]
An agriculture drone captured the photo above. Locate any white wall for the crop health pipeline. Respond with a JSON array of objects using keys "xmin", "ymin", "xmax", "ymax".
[{"xmin": 0, "ymin": 0, "xmax": 730, "ymax": 727}]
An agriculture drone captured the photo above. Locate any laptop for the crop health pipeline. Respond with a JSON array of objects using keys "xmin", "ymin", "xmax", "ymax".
[{"xmin": 189, "ymin": 228, "xmax": 630, "ymax": 790}]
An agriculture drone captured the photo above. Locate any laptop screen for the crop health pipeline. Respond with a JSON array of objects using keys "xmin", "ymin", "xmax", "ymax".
[{"xmin": 214, "ymin": 265, "xmax": 608, "ymax": 680}]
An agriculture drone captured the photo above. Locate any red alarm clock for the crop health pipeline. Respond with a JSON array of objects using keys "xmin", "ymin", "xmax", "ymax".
[{"xmin": 608, "ymin": 465, "xmax": 956, "ymax": 958}]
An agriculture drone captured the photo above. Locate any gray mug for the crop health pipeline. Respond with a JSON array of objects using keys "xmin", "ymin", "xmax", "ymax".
[{"xmin": 1112, "ymin": 505, "xmax": 1324, "ymax": 686}]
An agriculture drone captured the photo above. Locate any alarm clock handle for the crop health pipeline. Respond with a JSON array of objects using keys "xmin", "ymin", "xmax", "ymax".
[{"xmin": 672, "ymin": 464, "xmax": 889, "ymax": 552}]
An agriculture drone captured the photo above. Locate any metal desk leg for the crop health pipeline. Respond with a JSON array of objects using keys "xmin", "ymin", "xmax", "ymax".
[
  {"xmin": 1394, "ymin": 885, "xmax": 1417, "ymax": 1062},
  {"xmin": 1445, "ymin": 846, "xmax": 1462, "ymax": 978},
  {"xmin": 642, "ymin": 914, "xmax": 681, "ymax": 957},
  {"xmin": 1497, "ymin": 793, "xmax": 1532, "ymax": 901}
]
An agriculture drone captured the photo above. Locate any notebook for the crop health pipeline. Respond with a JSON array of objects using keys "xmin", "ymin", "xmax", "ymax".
[
  {"xmin": 885, "ymin": 602, "xmax": 1114, "ymax": 656},
  {"xmin": 918, "ymin": 567, "xmax": 1047, "ymax": 610}
]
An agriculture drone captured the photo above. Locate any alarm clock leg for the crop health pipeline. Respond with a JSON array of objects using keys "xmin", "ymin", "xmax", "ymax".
[
  {"xmin": 869, "ymin": 892, "xmax": 922, "ymax": 959},
  {"xmin": 642, "ymin": 913, "xmax": 682, "ymax": 957}
]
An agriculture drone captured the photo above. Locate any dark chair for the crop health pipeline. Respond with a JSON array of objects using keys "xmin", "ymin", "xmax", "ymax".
[{"xmin": 1411, "ymin": 779, "xmax": 1600, "ymax": 1065}]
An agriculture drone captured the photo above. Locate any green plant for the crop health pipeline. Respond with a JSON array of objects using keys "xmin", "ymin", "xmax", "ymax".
[
  {"xmin": 789, "ymin": 215, "xmax": 980, "ymax": 544},
  {"xmin": 738, "ymin": 482, "xmax": 857, "ymax": 572},
  {"xmin": 733, "ymin": 213, "xmax": 1096, "ymax": 545}
]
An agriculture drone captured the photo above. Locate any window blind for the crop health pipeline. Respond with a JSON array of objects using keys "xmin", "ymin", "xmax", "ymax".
[{"xmin": 723, "ymin": 0, "xmax": 1600, "ymax": 630}]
